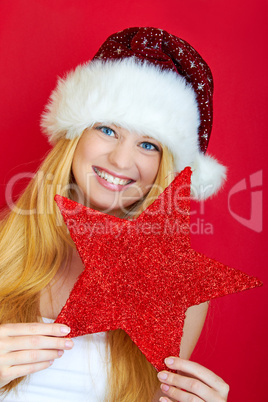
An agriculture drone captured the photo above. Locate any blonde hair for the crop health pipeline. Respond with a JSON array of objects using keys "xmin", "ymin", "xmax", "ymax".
[{"xmin": 0, "ymin": 136, "xmax": 175, "ymax": 400}]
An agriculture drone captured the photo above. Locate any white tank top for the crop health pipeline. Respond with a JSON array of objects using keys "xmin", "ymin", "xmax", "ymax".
[{"xmin": 2, "ymin": 318, "xmax": 108, "ymax": 402}]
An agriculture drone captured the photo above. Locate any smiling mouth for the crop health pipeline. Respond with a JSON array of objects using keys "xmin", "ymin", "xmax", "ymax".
[{"xmin": 93, "ymin": 167, "xmax": 134, "ymax": 186}]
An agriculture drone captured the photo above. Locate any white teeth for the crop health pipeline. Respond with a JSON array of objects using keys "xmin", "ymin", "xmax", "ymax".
[
  {"xmin": 94, "ymin": 168, "xmax": 131, "ymax": 186},
  {"xmin": 106, "ymin": 175, "xmax": 113, "ymax": 184}
]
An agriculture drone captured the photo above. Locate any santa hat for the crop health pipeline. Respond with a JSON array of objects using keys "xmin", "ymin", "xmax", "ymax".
[{"xmin": 41, "ymin": 27, "xmax": 226, "ymax": 199}]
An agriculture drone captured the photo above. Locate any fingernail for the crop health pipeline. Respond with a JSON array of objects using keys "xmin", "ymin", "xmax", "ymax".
[
  {"xmin": 65, "ymin": 340, "xmax": 73, "ymax": 348},
  {"xmin": 161, "ymin": 384, "xmax": 170, "ymax": 392},
  {"xmin": 159, "ymin": 398, "xmax": 168, "ymax": 402},
  {"xmin": 58, "ymin": 350, "xmax": 64, "ymax": 356},
  {"xmin": 61, "ymin": 326, "xmax": 71, "ymax": 334},
  {"xmin": 165, "ymin": 357, "xmax": 174, "ymax": 365},
  {"xmin": 157, "ymin": 372, "xmax": 168, "ymax": 380},
  {"xmin": 49, "ymin": 360, "xmax": 54, "ymax": 365}
]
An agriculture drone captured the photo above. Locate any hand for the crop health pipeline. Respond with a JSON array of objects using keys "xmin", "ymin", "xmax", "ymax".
[
  {"xmin": 0, "ymin": 322, "xmax": 74, "ymax": 388},
  {"xmin": 157, "ymin": 357, "xmax": 229, "ymax": 402}
]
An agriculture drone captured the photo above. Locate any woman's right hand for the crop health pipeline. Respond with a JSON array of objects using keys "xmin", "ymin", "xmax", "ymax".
[{"xmin": 0, "ymin": 322, "xmax": 73, "ymax": 388}]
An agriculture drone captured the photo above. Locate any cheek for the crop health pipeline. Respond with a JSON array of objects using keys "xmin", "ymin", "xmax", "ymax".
[
  {"xmin": 72, "ymin": 152, "xmax": 91, "ymax": 192},
  {"xmin": 72, "ymin": 137, "xmax": 99, "ymax": 175},
  {"xmin": 75, "ymin": 142, "xmax": 92, "ymax": 164},
  {"xmin": 141, "ymin": 156, "xmax": 161, "ymax": 184}
]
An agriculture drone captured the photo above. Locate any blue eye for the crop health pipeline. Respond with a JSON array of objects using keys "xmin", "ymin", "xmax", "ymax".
[
  {"xmin": 97, "ymin": 126, "xmax": 115, "ymax": 137},
  {"xmin": 140, "ymin": 142, "xmax": 159, "ymax": 151}
]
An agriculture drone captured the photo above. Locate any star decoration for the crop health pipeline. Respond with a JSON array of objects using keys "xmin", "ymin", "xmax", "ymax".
[
  {"xmin": 198, "ymin": 82, "xmax": 205, "ymax": 91},
  {"xmin": 54, "ymin": 167, "xmax": 262, "ymax": 372},
  {"xmin": 190, "ymin": 60, "xmax": 196, "ymax": 68}
]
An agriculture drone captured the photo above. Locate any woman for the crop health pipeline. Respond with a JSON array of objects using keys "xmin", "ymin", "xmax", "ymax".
[{"xmin": 0, "ymin": 27, "xmax": 229, "ymax": 401}]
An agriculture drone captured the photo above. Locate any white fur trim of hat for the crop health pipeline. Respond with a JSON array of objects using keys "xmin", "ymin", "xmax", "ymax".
[{"xmin": 41, "ymin": 58, "xmax": 226, "ymax": 199}]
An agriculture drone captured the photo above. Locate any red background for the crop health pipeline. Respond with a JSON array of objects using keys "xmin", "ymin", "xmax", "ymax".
[{"xmin": 0, "ymin": 1, "xmax": 267, "ymax": 400}]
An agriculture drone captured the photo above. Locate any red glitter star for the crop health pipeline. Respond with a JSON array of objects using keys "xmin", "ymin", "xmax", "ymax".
[{"xmin": 55, "ymin": 167, "xmax": 262, "ymax": 372}]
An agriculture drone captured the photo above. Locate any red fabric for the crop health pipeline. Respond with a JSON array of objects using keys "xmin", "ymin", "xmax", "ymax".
[
  {"xmin": 93, "ymin": 27, "xmax": 213, "ymax": 153},
  {"xmin": 54, "ymin": 168, "xmax": 262, "ymax": 372}
]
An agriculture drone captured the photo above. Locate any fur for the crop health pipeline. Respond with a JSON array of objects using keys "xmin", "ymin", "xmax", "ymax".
[
  {"xmin": 41, "ymin": 58, "xmax": 226, "ymax": 199},
  {"xmin": 191, "ymin": 153, "xmax": 227, "ymax": 199}
]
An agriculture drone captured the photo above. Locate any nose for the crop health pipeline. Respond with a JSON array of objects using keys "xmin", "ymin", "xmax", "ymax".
[{"xmin": 108, "ymin": 140, "xmax": 134, "ymax": 171}]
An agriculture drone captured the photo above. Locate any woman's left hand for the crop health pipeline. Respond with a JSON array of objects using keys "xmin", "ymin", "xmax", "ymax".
[{"xmin": 157, "ymin": 357, "xmax": 229, "ymax": 402}]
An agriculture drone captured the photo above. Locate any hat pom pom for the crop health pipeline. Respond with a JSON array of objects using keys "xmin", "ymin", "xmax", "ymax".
[{"xmin": 191, "ymin": 153, "xmax": 227, "ymax": 200}]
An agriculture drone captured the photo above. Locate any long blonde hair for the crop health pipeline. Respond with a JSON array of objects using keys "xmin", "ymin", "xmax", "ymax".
[{"xmin": 0, "ymin": 136, "xmax": 174, "ymax": 400}]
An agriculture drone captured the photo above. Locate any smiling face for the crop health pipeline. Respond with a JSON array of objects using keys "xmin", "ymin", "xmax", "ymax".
[{"xmin": 71, "ymin": 124, "xmax": 162, "ymax": 217}]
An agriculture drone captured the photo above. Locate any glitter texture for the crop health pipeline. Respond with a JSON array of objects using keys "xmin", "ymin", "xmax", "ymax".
[{"xmin": 55, "ymin": 167, "xmax": 262, "ymax": 372}]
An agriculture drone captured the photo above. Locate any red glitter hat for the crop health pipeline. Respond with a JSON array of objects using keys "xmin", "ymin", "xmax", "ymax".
[{"xmin": 41, "ymin": 27, "xmax": 226, "ymax": 199}]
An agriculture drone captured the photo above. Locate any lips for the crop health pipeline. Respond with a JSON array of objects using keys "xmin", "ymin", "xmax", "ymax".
[{"xmin": 92, "ymin": 166, "xmax": 135, "ymax": 189}]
